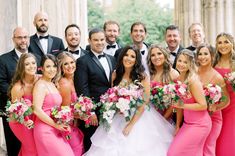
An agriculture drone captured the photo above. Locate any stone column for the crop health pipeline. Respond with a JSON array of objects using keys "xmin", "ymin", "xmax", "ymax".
[
  {"xmin": 224, "ymin": 0, "xmax": 233, "ymax": 34},
  {"xmin": 0, "ymin": 0, "xmax": 88, "ymax": 54}
]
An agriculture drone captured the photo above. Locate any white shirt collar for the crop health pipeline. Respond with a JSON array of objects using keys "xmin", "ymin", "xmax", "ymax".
[{"xmin": 15, "ymin": 49, "xmax": 28, "ymax": 58}]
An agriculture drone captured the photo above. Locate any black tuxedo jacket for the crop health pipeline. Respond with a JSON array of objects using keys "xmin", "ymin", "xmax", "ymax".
[
  {"xmin": 172, "ymin": 45, "xmax": 184, "ymax": 69},
  {"xmin": 74, "ymin": 51, "xmax": 116, "ymax": 103},
  {"xmin": 29, "ymin": 34, "xmax": 64, "ymax": 59},
  {"xmin": 0, "ymin": 50, "xmax": 21, "ymax": 155},
  {"xmin": 64, "ymin": 47, "xmax": 88, "ymax": 58}
]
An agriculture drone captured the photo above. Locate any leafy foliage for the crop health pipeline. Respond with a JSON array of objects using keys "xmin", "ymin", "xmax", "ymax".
[{"xmin": 88, "ymin": 0, "xmax": 173, "ymax": 45}]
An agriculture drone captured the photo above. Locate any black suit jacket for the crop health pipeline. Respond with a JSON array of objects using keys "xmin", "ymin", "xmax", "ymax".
[
  {"xmin": 29, "ymin": 34, "xmax": 64, "ymax": 59},
  {"xmin": 64, "ymin": 47, "xmax": 88, "ymax": 59},
  {"xmin": 0, "ymin": 49, "xmax": 18, "ymax": 110},
  {"xmin": 172, "ymin": 45, "xmax": 184, "ymax": 69},
  {"xmin": 74, "ymin": 51, "xmax": 116, "ymax": 103}
]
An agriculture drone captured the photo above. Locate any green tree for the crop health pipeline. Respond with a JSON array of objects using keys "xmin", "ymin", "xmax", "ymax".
[
  {"xmin": 87, "ymin": 0, "xmax": 105, "ymax": 30},
  {"xmin": 106, "ymin": 0, "xmax": 173, "ymax": 45}
]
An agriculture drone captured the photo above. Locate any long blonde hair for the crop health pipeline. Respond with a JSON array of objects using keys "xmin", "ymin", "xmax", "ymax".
[
  {"xmin": 213, "ymin": 32, "xmax": 235, "ymax": 72},
  {"xmin": 177, "ymin": 49, "xmax": 197, "ymax": 83}
]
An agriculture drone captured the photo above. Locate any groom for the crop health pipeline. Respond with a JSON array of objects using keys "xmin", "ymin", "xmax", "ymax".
[{"xmin": 74, "ymin": 28, "xmax": 116, "ymax": 152}]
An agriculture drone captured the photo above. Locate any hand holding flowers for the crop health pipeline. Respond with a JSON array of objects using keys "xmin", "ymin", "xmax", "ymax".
[
  {"xmin": 50, "ymin": 105, "xmax": 73, "ymax": 139},
  {"xmin": 99, "ymin": 82, "xmax": 144, "ymax": 131},
  {"xmin": 71, "ymin": 95, "xmax": 96, "ymax": 127},
  {"xmin": 5, "ymin": 99, "xmax": 34, "ymax": 129},
  {"xmin": 203, "ymin": 84, "xmax": 225, "ymax": 114}
]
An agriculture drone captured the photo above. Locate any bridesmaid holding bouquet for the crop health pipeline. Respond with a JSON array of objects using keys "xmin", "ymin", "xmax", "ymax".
[{"xmin": 214, "ymin": 33, "xmax": 235, "ymax": 156}]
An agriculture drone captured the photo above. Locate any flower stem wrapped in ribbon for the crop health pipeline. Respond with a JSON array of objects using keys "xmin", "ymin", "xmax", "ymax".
[
  {"xmin": 98, "ymin": 80, "xmax": 144, "ymax": 131},
  {"xmin": 5, "ymin": 99, "xmax": 34, "ymax": 129},
  {"xmin": 50, "ymin": 106, "xmax": 73, "ymax": 140},
  {"xmin": 71, "ymin": 95, "xmax": 96, "ymax": 127},
  {"xmin": 224, "ymin": 71, "xmax": 235, "ymax": 91}
]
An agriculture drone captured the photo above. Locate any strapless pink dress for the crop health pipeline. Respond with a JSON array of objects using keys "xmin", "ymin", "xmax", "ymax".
[
  {"xmin": 9, "ymin": 95, "xmax": 37, "ymax": 156},
  {"xmin": 33, "ymin": 93, "xmax": 74, "ymax": 156},
  {"xmin": 215, "ymin": 67, "xmax": 235, "ymax": 156},
  {"xmin": 167, "ymin": 96, "xmax": 211, "ymax": 156}
]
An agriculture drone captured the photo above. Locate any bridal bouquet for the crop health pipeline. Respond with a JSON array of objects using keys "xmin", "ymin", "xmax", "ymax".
[
  {"xmin": 203, "ymin": 84, "xmax": 225, "ymax": 106},
  {"xmin": 99, "ymin": 81, "xmax": 144, "ymax": 131},
  {"xmin": 5, "ymin": 99, "xmax": 34, "ymax": 128},
  {"xmin": 224, "ymin": 71, "xmax": 235, "ymax": 91},
  {"xmin": 50, "ymin": 105, "xmax": 73, "ymax": 139},
  {"xmin": 150, "ymin": 82, "xmax": 171, "ymax": 110},
  {"xmin": 71, "ymin": 95, "xmax": 96, "ymax": 127}
]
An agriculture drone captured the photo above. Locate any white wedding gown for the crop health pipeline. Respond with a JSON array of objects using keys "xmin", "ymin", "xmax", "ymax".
[{"xmin": 85, "ymin": 105, "xmax": 174, "ymax": 156}]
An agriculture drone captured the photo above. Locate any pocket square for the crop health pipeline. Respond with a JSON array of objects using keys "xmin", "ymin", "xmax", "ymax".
[{"xmin": 52, "ymin": 49, "xmax": 60, "ymax": 52}]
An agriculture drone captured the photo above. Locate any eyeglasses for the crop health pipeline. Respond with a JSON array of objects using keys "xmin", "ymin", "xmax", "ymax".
[{"xmin": 14, "ymin": 36, "xmax": 29, "ymax": 40}]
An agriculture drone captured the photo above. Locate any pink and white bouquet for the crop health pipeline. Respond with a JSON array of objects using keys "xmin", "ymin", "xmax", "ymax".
[
  {"xmin": 71, "ymin": 95, "xmax": 96, "ymax": 127},
  {"xmin": 99, "ymin": 81, "xmax": 144, "ymax": 131},
  {"xmin": 150, "ymin": 82, "xmax": 170, "ymax": 110},
  {"xmin": 50, "ymin": 105, "xmax": 73, "ymax": 139},
  {"xmin": 5, "ymin": 99, "xmax": 33, "ymax": 128},
  {"xmin": 203, "ymin": 84, "xmax": 225, "ymax": 106},
  {"xmin": 224, "ymin": 71, "xmax": 235, "ymax": 91},
  {"xmin": 163, "ymin": 81, "xmax": 188, "ymax": 104}
]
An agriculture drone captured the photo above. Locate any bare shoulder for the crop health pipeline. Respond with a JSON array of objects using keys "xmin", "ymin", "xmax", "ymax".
[
  {"xmin": 212, "ymin": 69, "xmax": 225, "ymax": 86},
  {"xmin": 170, "ymin": 68, "xmax": 179, "ymax": 80},
  {"xmin": 188, "ymin": 73, "xmax": 200, "ymax": 85},
  {"xmin": 11, "ymin": 81, "xmax": 23, "ymax": 95}
]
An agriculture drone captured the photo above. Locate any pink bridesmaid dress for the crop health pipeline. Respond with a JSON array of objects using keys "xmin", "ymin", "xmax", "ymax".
[
  {"xmin": 9, "ymin": 95, "xmax": 37, "ymax": 156},
  {"xmin": 215, "ymin": 67, "xmax": 235, "ymax": 156},
  {"xmin": 167, "ymin": 94, "xmax": 212, "ymax": 156},
  {"xmin": 68, "ymin": 92, "xmax": 84, "ymax": 156},
  {"xmin": 203, "ymin": 84, "xmax": 223, "ymax": 156},
  {"xmin": 33, "ymin": 93, "xmax": 74, "ymax": 156}
]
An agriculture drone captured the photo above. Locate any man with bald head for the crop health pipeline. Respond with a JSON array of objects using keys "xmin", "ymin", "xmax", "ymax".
[
  {"xmin": 29, "ymin": 11, "xmax": 64, "ymax": 60},
  {"xmin": 0, "ymin": 27, "xmax": 30, "ymax": 156}
]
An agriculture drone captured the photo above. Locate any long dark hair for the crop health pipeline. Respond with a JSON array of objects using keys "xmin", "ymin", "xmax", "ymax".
[{"xmin": 113, "ymin": 46, "xmax": 145, "ymax": 86}]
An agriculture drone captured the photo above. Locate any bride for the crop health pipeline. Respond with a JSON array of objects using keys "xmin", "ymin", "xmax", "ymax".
[{"xmin": 85, "ymin": 46, "xmax": 174, "ymax": 156}]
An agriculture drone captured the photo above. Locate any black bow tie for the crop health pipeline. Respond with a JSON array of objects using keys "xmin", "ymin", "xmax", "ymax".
[
  {"xmin": 69, "ymin": 50, "xmax": 80, "ymax": 55},
  {"xmin": 39, "ymin": 35, "xmax": 49, "ymax": 39},
  {"xmin": 141, "ymin": 50, "xmax": 145, "ymax": 55},
  {"xmin": 107, "ymin": 44, "xmax": 116, "ymax": 49},
  {"xmin": 98, "ymin": 54, "xmax": 105, "ymax": 59},
  {"xmin": 171, "ymin": 52, "xmax": 177, "ymax": 57}
]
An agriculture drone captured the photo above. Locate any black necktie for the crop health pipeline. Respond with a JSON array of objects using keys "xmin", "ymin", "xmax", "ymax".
[
  {"xmin": 171, "ymin": 52, "xmax": 177, "ymax": 57},
  {"xmin": 141, "ymin": 50, "xmax": 145, "ymax": 55},
  {"xmin": 98, "ymin": 54, "xmax": 105, "ymax": 59},
  {"xmin": 107, "ymin": 44, "xmax": 116, "ymax": 49},
  {"xmin": 39, "ymin": 35, "xmax": 49, "ymax": 39},
  {"xmin": 69, "ymin": 50, "xmax": 80, "ymax": 55}
]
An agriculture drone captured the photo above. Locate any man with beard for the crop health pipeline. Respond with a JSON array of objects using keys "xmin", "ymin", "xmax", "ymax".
[
  {"xmin": 165, "ymin": 25, "xmax": 184, "ymax": 69},
  {"xmin": 0, "ymin": 27, "xmax": 29, "ymax": 156},
  {"xmin": 64, "ymin": 24, "xmax": 88, "ymax": 60},
  {"xmin": 103, "ymin": 20, "xmax": 122, "ymax": 56},
  {"xmin": 29, "ymin": 11, "xmax": 64, "ymax": 60}
]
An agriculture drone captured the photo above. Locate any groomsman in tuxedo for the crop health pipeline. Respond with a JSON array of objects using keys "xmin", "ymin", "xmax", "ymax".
[
  {"xmin": 186, "ymin": 23, "xmax": 205, "ymax": 53},
  {"xmin": 165, "ymin": 25, "xmax": 184, "ymax": 69},
  {"xmin": 103, "ymin": 20, "xmax": 122, "ymax": 56},
  {"xmin": 86, "ymin": 21, "xmax": 122, "ymax": 56},
  {"xmin": 29, "ymin": 11, "xmax": 64, "ymax": 60},
  {"xmin": 115, "ymin": 22, "xmax": 149, "ymax": 75},
  {"xmin": 64, "ymin": 24, "xmax": 88, "ymax": 60},
  {"xmin": 0, "ymin": 27, "xmax": 28, "ymax": 156},
  {"xmin": 74, "ymin": 28, "xmax": 116, "ymax": 152}
]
